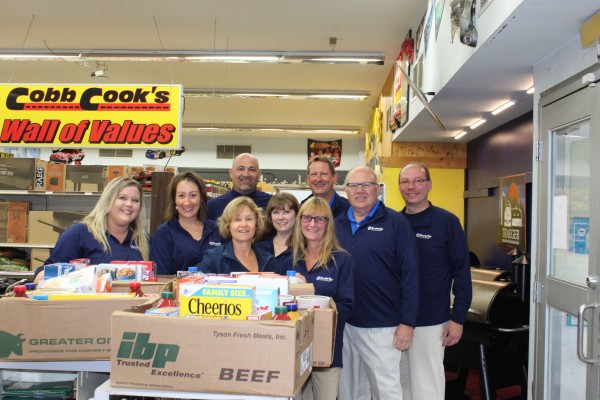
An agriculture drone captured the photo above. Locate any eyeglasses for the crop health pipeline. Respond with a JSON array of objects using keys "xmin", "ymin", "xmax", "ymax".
[
  {"xmin": 300, "ymin": 215, "xmax": 328, "ymax": 224},
  {"xmin": 399, "ymin": 178, "xmax": 429, "ymax": 187},
  {"xmin": 345, "ymin": 182, "xmax": 378, "ymax": 190}
]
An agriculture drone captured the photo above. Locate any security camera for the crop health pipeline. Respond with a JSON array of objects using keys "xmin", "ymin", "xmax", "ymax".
[{"xmin": 91, "ymin": 69, "xmax": 105, "ymax": 77}]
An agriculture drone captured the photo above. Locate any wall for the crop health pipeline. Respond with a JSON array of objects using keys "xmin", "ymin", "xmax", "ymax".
[
  {"xmin": 466, "ymin": 111, "xmax": 533, "ymax": 269},
  {"xmin": 7, "ymin": 134, "xmax": 364, "ymax": 177},
  {"xmin": 382, "ymin": 167, "xmax": 465, "ymax": 227}
]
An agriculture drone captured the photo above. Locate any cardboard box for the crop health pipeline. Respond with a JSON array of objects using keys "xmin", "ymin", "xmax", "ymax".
[
  {"xmin": 30, "ymin": 248, "xmax": 52, "ymax": 271},
  {"xmin": 106, "ymin": 165, "xmax": 129, "ymax": 184},
  {"xmin": 0, "ymin": 297, "xmax": 153, "ymax": 361},
  {"xmin": 0, "ymin": 202, "xmax": 29, "ymax": 243},
  {"xmin": 45, "ymin": 163, "xmax": 66, "ymax": 192},
  {"xmin": 0, "ymin": 158, "xmax": 36, "ymax": 190},
  {"xmin": 27, "ymin": 211, "xmax": 87, "ymax": 245},
  {"xmin": 34, "ymin": 159, "xmax": 48, "ymax": 191},
  {"xmin": 311, "ymin": 299, "xmax": 337, "ymax": 368},
  {"xmin": 110, "ymin": 306, "xmax": 314, "ymax": 397},
  {"xmin": 66, "ymin": 165, "xmax": 106, "ymax": 192}
]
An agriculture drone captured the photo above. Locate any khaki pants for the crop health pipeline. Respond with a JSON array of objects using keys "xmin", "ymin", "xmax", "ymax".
[{"xmin": 301, "ymin": 367, "xmax": 341, "ymax": 400}]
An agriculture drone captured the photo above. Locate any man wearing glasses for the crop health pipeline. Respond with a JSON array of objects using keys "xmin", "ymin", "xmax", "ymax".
[
  {"xmin": 303, "ymin": 155, "xmax": 350, "ymax": 218},
  {"xmin": 335, "ymin": 166, "xmax": 420, "ymax": 400},
  {"xmin": 398, "ymin": 163, "xmax": 472, "ymax": 400}
]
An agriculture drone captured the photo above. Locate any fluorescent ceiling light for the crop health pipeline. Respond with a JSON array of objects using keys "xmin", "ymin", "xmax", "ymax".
[
  {"xmin": 469, "ymin": 119, "xmax": 487, "ymax": 130},
  {"xmin": 0, "ymin": 50, "xmax": 385, "ymax": 65},
  {"xmin": 454, "ymin": 131, "xmax": 467, "ymax": 140},
  {"xmin": 526, "ymin": 87, "xmax": 534, "ymax": 94},
  {"xmin": 184, "ymin": 124, "xmax": 361, "ymax": 135},
  {"xmin": 491, "ymin": 100, "xmax": 516, "ymax": 115},
  {"xmin": 183, "ymin": 88, "xmax": 369, "ymax": 101}
]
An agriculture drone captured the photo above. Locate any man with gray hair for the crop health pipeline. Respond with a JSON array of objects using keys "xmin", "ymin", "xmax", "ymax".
[{"xmin": 335, "ymin": 165, "xmax": 420, "ymax": 400}]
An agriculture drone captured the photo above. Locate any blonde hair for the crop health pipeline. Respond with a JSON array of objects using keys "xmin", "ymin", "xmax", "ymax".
[
  {"xmin": 82, "ymin": 177, "xmax": 149, "ymax": 260},
  {"xmin": 218, "ymin": 196, "xmax": 265, "ymax": 241},
  {"xmin": 292, "ymin": 197, "xmax": 345, "ymax": 269}
]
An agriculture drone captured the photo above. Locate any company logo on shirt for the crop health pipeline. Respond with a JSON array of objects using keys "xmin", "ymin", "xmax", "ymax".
[
  {"xmin": 367, "ymin": 226, "xmax": 384, "ymax": 232},
  {"xmin": 416, "ymin": 233, "xmax": 432, "ymax": 239},
  {"xmin": 316, "ymin": 276, "xmax": 333, "ymax": 282},
  {"xmin": 209, "ymin": 241, "xmax": 222, "ymax": 246}
]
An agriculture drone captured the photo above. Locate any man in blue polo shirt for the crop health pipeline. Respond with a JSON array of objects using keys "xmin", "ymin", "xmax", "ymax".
[
  {"xmin": 206, "ymin": 153, "xmax": 272, "ymax": 220},
  {"xmin": 335, "ymin": 166, "xmax": 420, "ymax": 400},
  {"xmin": 302, "ymin": 155, "xmax": 350, "ymax": 218},
  {"xmin": 398, "ymin": 163, "xmax": 472, "ymax": 400}
]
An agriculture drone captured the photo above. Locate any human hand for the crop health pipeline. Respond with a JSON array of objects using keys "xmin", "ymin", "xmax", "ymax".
[
  {"xmin": 393, "ymin": 324, "xmax": 414, "ymax": 351},
  {"xmin": 442, "ymin": 320, "xmax": 463, "ymax": 347}
]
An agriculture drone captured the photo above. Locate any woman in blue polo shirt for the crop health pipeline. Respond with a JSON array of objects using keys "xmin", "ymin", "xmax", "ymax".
[
  {"xmin": 292, "ymin": 197, "xmax": 354, "ymax": 400},
  {"xmin": 197, "ymin": 196, "xmax": 280, "ymax": 274},
  {"xmin": 150, "ymin": 171, "xmax": 222, "ymax": 275},
  {"xmin": 33, "ymin": 176, "xmax": 150, "ymax": 281},
  {"xmin": 255, "ymin": 192, "xmax": 299, "ymax": 273}
]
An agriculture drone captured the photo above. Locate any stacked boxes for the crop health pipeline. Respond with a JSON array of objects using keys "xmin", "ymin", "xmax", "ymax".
[{"xmin": 0, "ymin": 202, "xmax": 30, "ymax": 243}]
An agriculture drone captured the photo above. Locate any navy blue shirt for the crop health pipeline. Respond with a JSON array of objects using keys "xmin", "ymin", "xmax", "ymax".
[
  {"xmin": 335, "ymin": 202, "xmax": 420, "ymax": 328},
  {"xmin": 302, "ymin": 192, "xmax": 350, "ymax": 219},
  {"xmin": 35, "ymin": 223, "xmax": 144, "ymax": 278},
  {"xmin": 254, "ymin": 237, "xmax": 294, "ymax": 273},
  {"xmin": 206, "ymin": 189, "xmax": 272, "ymax": 220},
  {"xmin": 294, "ymin": 251, "xmax": 354, "ymax": 368},
  {"xmin": 150, "ymin": 218, "xmax": 223, "ymax": 275},
  {"xmin": 197, "ymin": 241, "xmax": 283, "ymax": 275},
  {"xmin": 401, "ymin": 204, "xmax": 472, "ymax": 326}
]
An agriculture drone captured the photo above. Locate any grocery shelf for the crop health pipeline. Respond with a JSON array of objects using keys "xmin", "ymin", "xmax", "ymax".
[
  {"xmin": 0, "ymin": 243, "xmax": 54, "ymax": 248},
  {"xmin": 92, "ymin": 379, "xmax": 301, "ymax": 400}
]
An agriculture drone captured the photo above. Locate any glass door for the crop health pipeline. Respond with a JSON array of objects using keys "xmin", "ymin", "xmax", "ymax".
[{"xmin": 534, "ymin": 67, "xmax": 600, "ymax": 399}]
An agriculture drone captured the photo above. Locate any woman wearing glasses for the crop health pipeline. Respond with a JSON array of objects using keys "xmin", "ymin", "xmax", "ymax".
[
  {"xmin": 255, "ymin": 192, "xmax": 300, "ymax": 273},
  {"xmin": 292, "ymin": 197, "xmax": 354, "ymax": 400},
  {"xmin": 197, "ymin": 196, "xmax": 281, "ymax": 274}
]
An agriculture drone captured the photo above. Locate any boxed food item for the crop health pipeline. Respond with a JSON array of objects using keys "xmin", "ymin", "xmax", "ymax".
[
  {"xmin": 110, "ymin": 305, "xmax": 314, "ymax": 397},
  {"xmin": 27, "ymin": 211, "xmax": 87, "ymax": 245},
  {"xmin": 179, "ymin": 283, "xmax": 255, "ymax": 320},
  {"xmin": 0, "ymin": 158, "xmax": 36, "ymax": 190},
  {"xmin": 0, "ymin": 201, "xmax": 30, "ymax": 243},
  {"xmin": 0, "ymin": 296, "xmax": 153, "ymax": 361}
]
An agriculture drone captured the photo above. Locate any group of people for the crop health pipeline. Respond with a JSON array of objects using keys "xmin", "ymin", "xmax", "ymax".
[{"xmin": 34, "ymin": 152, "xmax": 472, "ymax": 400}]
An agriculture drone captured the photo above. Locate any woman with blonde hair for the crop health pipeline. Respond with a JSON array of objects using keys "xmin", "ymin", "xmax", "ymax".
[
  {"xmin": 197, "ymin": 196, "xmax": 281, "ymax": 274},
  {"xmin": 34, "ymin": 177, "xmax": 150, "ymax": 281},
  {"xmin": 292, "ymin": 197, "xmax": 354, "ymax": 400}
]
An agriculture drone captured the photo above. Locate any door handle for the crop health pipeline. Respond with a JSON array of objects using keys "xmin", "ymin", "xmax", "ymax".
[{"xmin": 577, "ymin": 303, "xmax": 599, "ymax": 364}]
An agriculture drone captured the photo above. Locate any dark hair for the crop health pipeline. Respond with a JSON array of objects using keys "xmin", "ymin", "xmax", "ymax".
[
  {"xmin": 165, "ymin": 171, "xmax": 209, "ymax": 222},
  {"xmin": 259, "ymin": 192, "xmax": 300, "ymax": 240}
]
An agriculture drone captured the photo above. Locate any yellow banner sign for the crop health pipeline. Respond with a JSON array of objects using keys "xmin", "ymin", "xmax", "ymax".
[{"xmin": 0, "ymin": 84, "xmax": 182, "ymax": 149}]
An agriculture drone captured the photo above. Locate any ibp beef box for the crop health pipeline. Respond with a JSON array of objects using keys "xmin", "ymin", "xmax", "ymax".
[
  {"xmin": 0, "ymin": 297, "xmax": 154, "ymax": 361},
  {"xmin": 110, "ymin": 307, "xmax": 314, "ymax": 397},
  {"xmin": 27, "ymin": 211, "xmax": 88, "ymax": 245}
]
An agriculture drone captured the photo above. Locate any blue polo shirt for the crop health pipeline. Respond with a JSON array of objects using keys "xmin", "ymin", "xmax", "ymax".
[
  {"xmin": 302, "ymin": 192, "xmax": 350, "ymax": 219},
  {"xmin": 206, "ymin": 189, "xmax": 272, "ymax": 220},
  {"xmin": 197, "ymin": 241, "xmax": 283, "ymax": 275},
  {"xmin": 254, "ymin": 237, "xmax": 294, "ymax": 273},
  {"xmin": 35, "ymin": 223, "xmax": 145, "ymax": 278},
  {"xmin": 335, "ymin": 202, "xmax": 420, "ymax": 328},
  {"xmin": 150, "ymin": 218, "xmax": 223, "ymax": 275},
  {"xmin": 401, "ymin": 204, "xmax": 472, "ymax": 326},
  {"xmin": 294, "ymin": 251, "xmax": 354, "ymax": 368}
]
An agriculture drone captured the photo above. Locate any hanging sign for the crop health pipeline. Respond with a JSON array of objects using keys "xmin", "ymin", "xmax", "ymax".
[
  {"xmin": 0, "ymin": 84, "xmax": 183, "ymax": 149},
  {"xmin": 498, "ymin": 173, "xmax": 527, "ymax": 251}
]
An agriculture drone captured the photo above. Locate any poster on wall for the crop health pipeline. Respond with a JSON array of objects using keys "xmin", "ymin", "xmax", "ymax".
[
  {"xmin": 498, "ymin": 174, "xmax": 527, "ymax": 251},
  {"xmin": 307, "ymin": 139, "xmax": 342, "ymax": 168},
  {"xmin": 478, "ymin": 0, "xmax": 493, "ymax": 17},
  {"xmin": 424, "ymin": 6, "xmax": 434, "ymax": 58}
]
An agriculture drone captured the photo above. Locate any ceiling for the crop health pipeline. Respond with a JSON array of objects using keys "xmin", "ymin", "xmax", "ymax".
[{"xmin": 0, "ymin": 0, "xmax": 598, "ymax": 144}]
